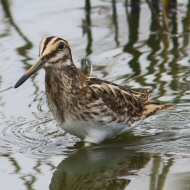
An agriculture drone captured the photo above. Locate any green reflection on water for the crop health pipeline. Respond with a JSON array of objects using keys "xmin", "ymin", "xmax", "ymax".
[
  {"xmin": 1, "ymin": 0, "xmax": 190, "ymax": 190},
  {"xmin": 49, "ymin": 146, "xmax": 150, "ymax": 190}
]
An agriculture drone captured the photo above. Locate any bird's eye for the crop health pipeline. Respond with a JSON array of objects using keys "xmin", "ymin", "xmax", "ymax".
[{"xmin": 58, "ymin": 42, "xmax": 65, "ymax": 50}]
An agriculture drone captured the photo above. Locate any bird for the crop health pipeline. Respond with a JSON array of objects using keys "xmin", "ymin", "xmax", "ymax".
[{"xmin": 14, "ymin": 36, "xmax": 173, "ymax": 144}]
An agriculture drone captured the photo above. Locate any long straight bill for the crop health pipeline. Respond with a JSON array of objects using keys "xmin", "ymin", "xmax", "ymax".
[{"xmin": 14, "ymin": 58, "xmax": 44, "ymax": 88}]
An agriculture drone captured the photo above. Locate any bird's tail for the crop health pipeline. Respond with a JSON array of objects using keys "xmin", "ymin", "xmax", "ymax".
[{"xmin": 143, "ymin": 102, "xmax": 174, "ymax": 119}]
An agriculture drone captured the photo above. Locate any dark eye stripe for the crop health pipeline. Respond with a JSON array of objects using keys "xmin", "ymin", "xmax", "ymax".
[{"xmin": 41, "ymin": 36, "xmax": 56, "ymax": 55}]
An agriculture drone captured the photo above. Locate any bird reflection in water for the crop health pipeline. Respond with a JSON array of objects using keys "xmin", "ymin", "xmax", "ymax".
[{"xmin": 49, "ymin": 146, "xmax": 150, "ymax": 190}]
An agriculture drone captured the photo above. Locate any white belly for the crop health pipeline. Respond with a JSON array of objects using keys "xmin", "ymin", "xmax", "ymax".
[{"xmin": 60, "ymin": 118, "xmax": 133, "ymax": 144}]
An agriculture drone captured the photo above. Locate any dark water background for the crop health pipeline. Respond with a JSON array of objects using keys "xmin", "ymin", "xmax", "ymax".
[{"xmin": 1, "ymin": 0, "xmax": 190, "ymax": 189}]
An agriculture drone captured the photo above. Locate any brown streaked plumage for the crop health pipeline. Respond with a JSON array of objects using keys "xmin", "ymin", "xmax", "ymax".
[{"xmin": 14, "ymin": 36, "xmax": 174, "ymax": 144}]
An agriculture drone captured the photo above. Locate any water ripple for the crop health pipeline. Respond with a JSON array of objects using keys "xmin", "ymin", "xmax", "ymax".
[{"xmin": 0, "ymin": 118, "xmax": 79, "ymax": 157}]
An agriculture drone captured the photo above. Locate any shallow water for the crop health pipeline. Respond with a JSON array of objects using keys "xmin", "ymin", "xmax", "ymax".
[{"xmin": 1, "ymin": 0, "xmax": 190, "ymax": 189}]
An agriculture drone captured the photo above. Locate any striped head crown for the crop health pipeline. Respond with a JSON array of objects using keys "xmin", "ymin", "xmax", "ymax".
[
  {"xmin": 14, "ymin": 36, "xmax": 75, "ymax": 88},
  {"xmin": 39, "ymin": 36, "xmax": 73, "ymax": 67}
]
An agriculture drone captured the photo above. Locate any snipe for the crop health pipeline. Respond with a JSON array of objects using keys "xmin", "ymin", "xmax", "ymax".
[{"xmin": 14, "ymin": 36, "xmax": 173, "ymax": 144}]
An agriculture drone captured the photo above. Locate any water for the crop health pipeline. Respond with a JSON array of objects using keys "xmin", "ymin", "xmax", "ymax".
[{"xmin": 1, "ymin": 0, "xmax": 190, "ymax": 189}]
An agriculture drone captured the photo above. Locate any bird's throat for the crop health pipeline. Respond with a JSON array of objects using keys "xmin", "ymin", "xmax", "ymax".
[{"xmin": 45, "ymin": 66, "xmax": 87, "ymax": 125}]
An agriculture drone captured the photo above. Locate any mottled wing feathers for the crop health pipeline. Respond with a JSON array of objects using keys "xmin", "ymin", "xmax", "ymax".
[
  {"xmin": 86, "ymin": 77, "xmax": 173, "ymax": 126},
  {"xmin": 86, "ymin": 77, "xmax": 149, "ymax": 117}
]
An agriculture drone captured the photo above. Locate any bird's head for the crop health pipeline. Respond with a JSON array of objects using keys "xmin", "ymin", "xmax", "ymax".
[{"xmin": 14, "ymin": 36, "xmax": 74, "ymax": 88}]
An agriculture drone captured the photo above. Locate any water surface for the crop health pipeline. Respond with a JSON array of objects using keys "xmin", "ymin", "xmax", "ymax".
[{"xmin": 1, "ymin": 0, "xmax": 190, "ymax": 189}]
